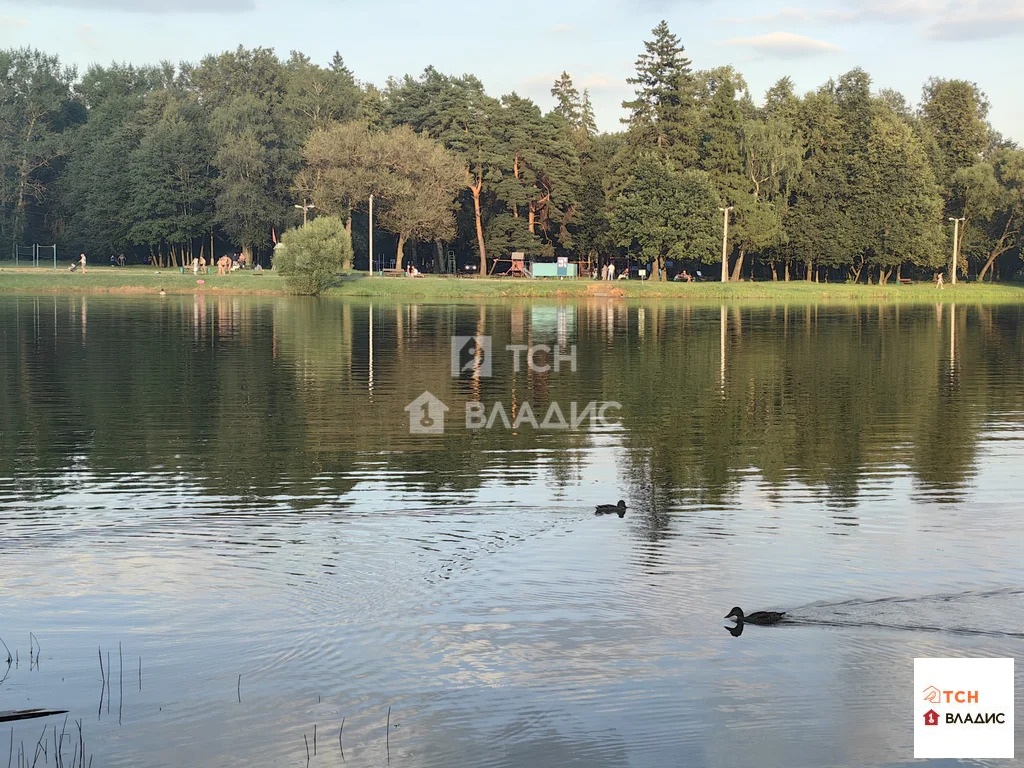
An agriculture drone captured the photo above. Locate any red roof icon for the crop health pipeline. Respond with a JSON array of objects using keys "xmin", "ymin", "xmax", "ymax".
[{"xmin": 924, "ymin": 709, "xmax": 940, "ymax": 726}]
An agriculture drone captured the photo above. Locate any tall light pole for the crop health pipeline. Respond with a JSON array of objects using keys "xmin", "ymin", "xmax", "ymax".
[
  {"xmin": 294, "ymin": 199, "xmax": 315, "ymax": 225},
  {"xmin": 948, "ymin": 216, "xmax": 965, "ymax": 285},
  {"xmin": 369, "ymin": 194, "xmax": 375, "ymax": 274},
  {"xmin": 719, "ymin": 206, "xmax": 734, "ymax": 283}
]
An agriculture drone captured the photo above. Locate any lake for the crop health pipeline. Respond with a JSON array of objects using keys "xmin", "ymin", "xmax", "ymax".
[{"xmin": 1, "ymin": 294, "xmax": 1022, "ymax": 767}]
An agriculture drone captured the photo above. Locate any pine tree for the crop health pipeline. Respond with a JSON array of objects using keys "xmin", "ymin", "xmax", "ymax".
[
  {"xmin": 551, "ymin": 72, "xmax": 581, "ymax": 126},
  {"xmin": 622, "ymin": 20, "xmax": 698, "ymax": 162},
  {"xmin": 580, "ymin": 90, "xmax": 598, "ymax": 136}
]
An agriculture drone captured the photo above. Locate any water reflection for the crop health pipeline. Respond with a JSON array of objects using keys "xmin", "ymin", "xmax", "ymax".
[
  {"xmin": 4, "ymin": 295, "xmax": 1022, "ymax": 515},
  {"xmin": 1, "ymin": 296, "xmax": 1023, "ymax": 768}
]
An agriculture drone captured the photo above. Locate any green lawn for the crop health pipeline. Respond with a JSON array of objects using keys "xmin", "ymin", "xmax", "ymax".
[
  {"xmin": 2, "ymin": 265, "xmax": 1023, "ymax": 304},
  {"xmin": 0, "ymin": 265, "xmax": 286, "ymax": 295}
]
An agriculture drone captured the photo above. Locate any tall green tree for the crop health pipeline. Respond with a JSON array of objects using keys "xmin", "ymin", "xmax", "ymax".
[
  {"xmin": 209, "ymin": 95, "xmax": 286, "ymax": 258},
  {"xmin": 281, "ymin": 51, "xmax": 362, "ymax": 143},
  {"xmin": 128, "ymin": 88, "xmax": 215, "ymax": 266},
  {"xmin": 298, "ymin": 120, "xmax": 376, "ymax": 245},
  {"xmin": 497, "ymin": 93, "xmax": 581, "ymax": 258},
  {"xmin": 188, "ymin": 47, "xmax": 291, "ymax": 260},
  {"xmin": 786, "ymin": 84, "xmax": 855, "ymax": 280},
  {"xmin": 375, "ymin": 126, "xmax": 464, "ymax": 269},
  {"xmin": 384, "ymin": 68, "xmax": 505, "ymax": 273},
  {"xmin": 609, "ymin": 154, "xmax": 717, "ymax": 279},
  {"xmin": 57, "ymin": 62, "xmax": 155, "ymax": 255},
  {"xmin": 0, "ymin": 48, "xmax": 79, "ymax": 253},
  {"xmin": 622, "ymin": 21, "xmax": 699, "ymax": 164},
  {"xmin": 551, "ymin": 72, "xmax": 581, "ymax": 126},
  {"xmin": 954, "ymin": 148, "xmax": 1024, "ymax": 280},
  {"xmin": 697, "ymin": 67, "xmax": 751, "ymax": 278},
  {"xmin": 921, "ymin": 78, "xmax": 990, "ymax": 186},
  {"xmin": 862, "ymin": 106, "xmax": 944, "ymax": 280}
]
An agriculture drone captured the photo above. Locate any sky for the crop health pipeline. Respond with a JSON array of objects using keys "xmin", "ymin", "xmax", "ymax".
[{"xmin": 1, "ymin": 0, "xmax": 1022, "ymax": 143}]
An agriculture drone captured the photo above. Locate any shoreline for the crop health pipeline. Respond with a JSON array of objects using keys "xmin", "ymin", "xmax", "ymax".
[{"xmin": 2, "ymin": 267, "xmax": 1023, "ymax": 304}]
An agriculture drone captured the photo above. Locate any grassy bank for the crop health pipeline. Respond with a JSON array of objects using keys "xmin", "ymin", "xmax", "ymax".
[
  {"xmin": 328, "ymin": 275, "xmax": 1024, "ymax": 304},
  {"xmin": 0, "ymin": 265, "xmax": 286, "ymax": 295},
  {"xmin": 3, "ymin": 265, "xmax": 1024, "ymax": 304}
]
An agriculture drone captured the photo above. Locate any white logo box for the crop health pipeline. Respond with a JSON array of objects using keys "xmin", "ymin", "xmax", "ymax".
[{"xmin": 914, "ymin": 657, "xmax": 1014, "ymax": 759}]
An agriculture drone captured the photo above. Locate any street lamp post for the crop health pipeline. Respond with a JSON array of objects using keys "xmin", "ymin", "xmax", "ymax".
[
  {"xmin": 718, "ymin": 206, "xmax": 734, "ymax": 283},
  {"xmin": 294, "ymin": 199, "xmax": 315, "ymax": 225},
  {"xmin": 948, "ymin": 216, "xmax": 965, "ymax": 285},
  {"xmin": 369, "ymin": 194, "xmax": 374, "ymax": 274}
]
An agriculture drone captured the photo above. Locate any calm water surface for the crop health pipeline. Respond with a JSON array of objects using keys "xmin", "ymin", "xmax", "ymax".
[{"xmin": 1, "ymin": 295, "xmax": 1023, "ymax": 767}]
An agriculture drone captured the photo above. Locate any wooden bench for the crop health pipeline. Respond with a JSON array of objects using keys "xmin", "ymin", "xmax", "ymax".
[
  {"xmin": 381, "ymin": 269, "xmax": 405, "ymax": 278},
  {"xmin": 898, "ymin": 278, "xmax": 913, "ymax": 285}
]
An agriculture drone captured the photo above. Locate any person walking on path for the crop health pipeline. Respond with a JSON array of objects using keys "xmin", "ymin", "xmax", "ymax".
[{"xmin": 936, "ymin": 273, "xmax": 945, "ymax": 289}]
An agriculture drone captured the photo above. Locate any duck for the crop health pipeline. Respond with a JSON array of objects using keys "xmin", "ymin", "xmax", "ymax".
[
  {"xmin": 724, "ymin": 607, "xmax": 786, "ymax": 625},
  {"xmin": 595, "ymin": 500, "xmax": 626, "ymax": 517}
]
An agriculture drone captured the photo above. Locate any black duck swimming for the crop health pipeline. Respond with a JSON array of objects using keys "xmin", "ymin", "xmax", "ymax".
[
  {"xmin": 724, "ymin": 606, "xmax": 786, "ymax": 625},
  {"xmin": 595, "ymin": 500, "xmax": 626, "ymax": 517}
]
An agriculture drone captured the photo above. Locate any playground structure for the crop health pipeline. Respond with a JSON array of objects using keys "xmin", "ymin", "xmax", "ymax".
[
  {"xmin": 489, "ymin": 252, "xmax": 531, "ymax": 277},
  {"xmin": 489, "ymin": 253, "xmax": 584, "ymax": 278},
  {"xmin": 11, "ymin": 244, "xmax": 58, "ymax": 269}
]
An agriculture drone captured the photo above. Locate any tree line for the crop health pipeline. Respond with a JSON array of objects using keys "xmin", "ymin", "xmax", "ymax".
[{"xmin": 1, "ymin": 21, "xmax": 1022, "ymax": 281}]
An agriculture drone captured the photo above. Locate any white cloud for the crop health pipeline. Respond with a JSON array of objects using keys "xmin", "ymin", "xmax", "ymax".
[
  {"xmin": 519, "ymin": 71, "xmax": 625, "ymax": 96},
  {"xmin": 721, "ymin": 6, "xmax": 855, "ymax": 25},
  {"xmin": 580, "ymin": 73, "xmax": 624, "ymax": 92},
  {"xmin": 551, "ymin": 24, "xmax": 573, "ymax": 33},
  {"xmin": 846, "ymin": 0, "xmax": 1024, "ymax": 38},
  {"xmin": 923, "ymin": 2, "xmax": 1024, "ymax": 39},
  {"xmin": 716, "ymin": 31, "xmax": 843, "ymax": 57},
  {"xmin": 722, "ymin": 1, "xmax": 1024, "ymax": 41},
  {"xmin": 0, "ymin": 16, "xmax": 31, "ymax": 27}
]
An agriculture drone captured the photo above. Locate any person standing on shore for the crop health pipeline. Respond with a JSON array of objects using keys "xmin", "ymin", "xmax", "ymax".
[
  {"xmin": 608, "ymin": 262, "xmax": 616, "ymax": 281},
  {"xmin": 79, "ymin": 253, "xmax": 86, "ymax": 273}
]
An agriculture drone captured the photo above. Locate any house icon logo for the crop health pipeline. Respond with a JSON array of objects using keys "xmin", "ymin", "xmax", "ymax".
[
  {"xmin": 923, "ymin": 686, "xmax": 942, "ymax": 704},
  {"xmin": 450, "ymin": 336, "xmax": 492, "ymax": 377},
  {"xmin": 404, "ymin": 391, "xmax": 449, "ymax": 435},
  {"xmin": 923, "ymin": 709, "xmax": 940, "ymax": 727}
]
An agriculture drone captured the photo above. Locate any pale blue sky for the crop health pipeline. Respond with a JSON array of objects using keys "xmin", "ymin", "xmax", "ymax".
[{"xmin": 1, "ymin": 0, "xmax": 1021, "ymax": 142}]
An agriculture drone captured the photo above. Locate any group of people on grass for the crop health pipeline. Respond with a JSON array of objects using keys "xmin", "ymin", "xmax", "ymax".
[
  {"xmin": 68, "ymin": 251, "xmax": 257, "ymax": 275},
  {"xmin": 592, "ymin": 262, "xmax": 701, "ymax": 282}
]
